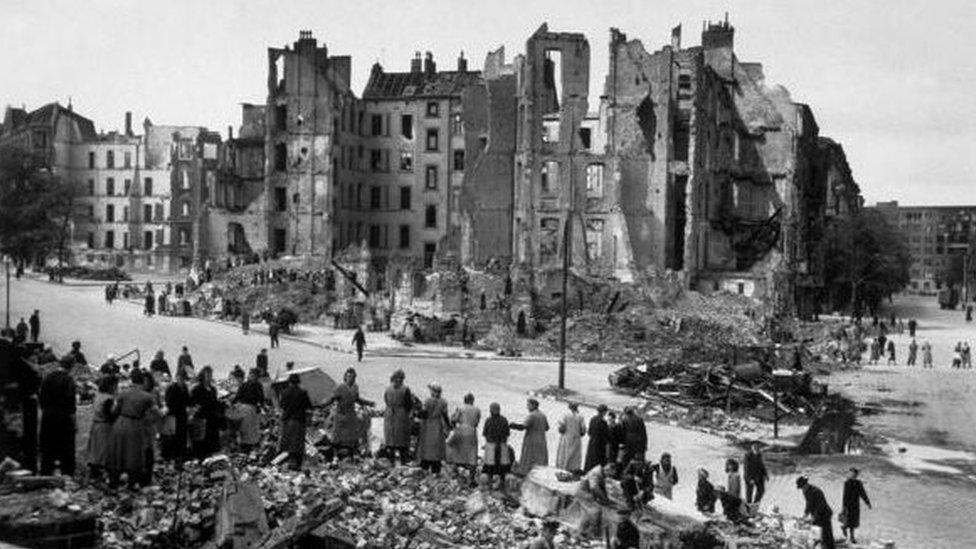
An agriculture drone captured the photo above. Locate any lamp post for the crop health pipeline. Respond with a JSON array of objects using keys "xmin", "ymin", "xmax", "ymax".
[
  {"xmin": 3, "ymin": 255, "xmax": 10, "ymax": 330},
  {"xmin": 558, "ymin": 95, "xmax": 579, "ymax": 390}
]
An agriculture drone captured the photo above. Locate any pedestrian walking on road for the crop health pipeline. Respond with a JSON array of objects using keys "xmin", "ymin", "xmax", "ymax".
[
  {"xmin": 869, "ymin": 338, "xmax": 880, "ymax": 364},
  {"xmin": 797, "ymin": 476, "xmax": 835, "ymax": 549},
  {"xmin": 352, "ymin": 326, "xmax": 366, "ymax": 361},
  {"xmin": 382, "ymin": 369, "xmax": 414, "ymax": 464},
  {"xmin": 963, "ymin": 342, "xmax": 972, "ymax": 369},
  {"xmin": 583, "ymin": 404, "xmax": 610, "ymax": 472},
  {"xmin": 144, "ymin": 291, "xmax": 155, "ymax": 316},
  {"xmin": 278, "ymin": 373, "xmax": 311, "ymax": 470},
  {"xmin": 482, "ymin": 402, "xmax": 513, "ymax": 491},
  {"xmin": 511, "ymin": 398, "xmax": 550, "ymax": 475},
  {"xmin": 417, "ymin": 383, "xmax": 450, "ymax": 474},
  {"xmin": 269, "ymin": 321, "xmax": 280, "ymax": 349},
  {"xmin": 886, "ymin": 340, "xmax": 897, "ymax": 365},
  {"xmin": 256, "ymin": 348, "xmax": 268, "ymax": 376},
  {"xmin": 922, "ymin": 341, "xmax": 933, "ymax": 368},
  {"xmin": 28, "ymin": 310, "xmax": 40, "ymax": 343},
  {"xmin": 555, "ymin": 402, "xmax": 586, "ymax": 474},
  {"xmin": 241, "ymin": 310, "xmax": 250, "ymax": 334},
  {"xmin": 744, "ymin": 441, "xmax": 769, "ymax": 504},
  {"xmin": 968, "ymin": 304, "xmax": 974, "ymax": 323},
  {"xmin": 907, "ymin": 339, "xmax": 918, "ymax": 366},
  {"xmin": 39, "ymin": 356, "xmax": 77, "ymax": 476},
  {"xmin": 447, "ymin": 393, "xmax": 481, "ymax": 477},
  {"xmin": 908, "ymin": 318, "xmax": 917, "ymax": 337},
  {"xmin": 840, "ymin": 467, "xmax": 872, "ymax": 545},
  {"xmin": 953, "ymin": 343, "xmax": 963, "ymax": 369}
]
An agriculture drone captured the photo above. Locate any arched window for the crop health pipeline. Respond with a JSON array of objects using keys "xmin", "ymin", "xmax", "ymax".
[{"xmin": 182, "ymin": 201, "xmax": 191, "ymax": 217}]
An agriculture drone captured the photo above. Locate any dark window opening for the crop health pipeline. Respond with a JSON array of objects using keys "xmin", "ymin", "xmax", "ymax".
[
  {"xmin": 673, "ymin": 114, "xmax": 690, "ymax": 162},
  {"xmin": 273, "ymin": 229, "xmax": 286, "ymax": 253},
  {"xmin": 106, "ymin": 204, "xmax": 115, "ymax": 222},
  {"xmin": 144, "ymin": 231, "xmax": 153, "ymax": 250},
  {"xmin": 88, "ymin": 179, "xmax": 95, "ymax": 196},
  {"xmin": 88, "ymin": 152, "xmax": 95, "ymax": 169},
  {"xmin": 371, "ymin": 114, "xmax": 383, "ymax": 136},
  {"xmin": 106, "ymin": 150, "xmax": 115, "ymax": 169},
  {"xmin": 144, "ymin": 177, "xmax": 153, "ymax": 195},
  {"xmin": 275, "ymin": 104, "xmax": 287, "ymax": 132},
  {"xmin": 425, "ymin": 205, "xmax": 437, "ymax": 228},
  {"xmin": 106, "ymin": 178, "xmax": 115, "ymax": 196},
  {"xmin": 400, "ymin": 187, "xmax": 411, "ymax": 210},
  {"xmin": 124, "ymin": 151, "xmax": 132, "ymax": 168},
  {"xmin": 143, "ymin": 204, "xmax": 152, "ymax": 222},
  {"xmin": 399, "ymin": 225, "xmax": 410, "ymax": 249},
  {"xmin": 423, "ymin": 243, "xmax": 436, "ymax": 269},
  {"xmin": 401, "ymin": 115, "xmax": 413, "ymax": 138},
  {"xmin": 274, "ymin": 187, "xmax": 287, "ymax": 212},
  {"xmin": 370, "ymin": 186, "xmax": 381, "ymax": 210},
  {"xmin": 104, "ymin": 231, "xmax": 115, "ymax": 249},
  {"xmin": 274, "ymin": 143, "xmax": 287, "ymax": 172},
  {"xmin": 426, "ymin": 128, "xmax": 439, "ymax": 151},
  {"xmin": 426, "ymin": 101, "xmax": 439, "ymax": 117},
  {"xmin": 368, "ymin": 225, "xmax": 381, "ymax": 248},
  {"xmin": 579, "ymin": 127, "xmax": 592, "ymax": 150},
  {"xmin": 123, "ymin": 179, "xmax": 131, "ymax": 195},
  {"xmin": 425, "ymin": 165, "xmax": 438, "ymax": 190},
  {"xmin": 453, "ymin": 150, "xmax": 464, "ymax": 172}
]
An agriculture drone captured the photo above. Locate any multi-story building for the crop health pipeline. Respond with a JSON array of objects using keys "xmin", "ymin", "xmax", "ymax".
[{"xmin": 872, "ymin": 201, "xmax": 976, "ymax": 294}]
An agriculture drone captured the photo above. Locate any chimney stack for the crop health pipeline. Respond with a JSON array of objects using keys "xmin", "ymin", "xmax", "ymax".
[
  {"xmin": 125, "ymin": 111, "xmax": 133, "ymax": 136},
  {"xmin": 424, "ymin": 51, "xmax": 436, "ymax": 74},
  {"xmin": 228, "ymin": 125, "xmax": 234, "ymax": 139},
  {"xmin": 410, "ymin": 51, "xmax": 422, "ymax": 73},
  {"xmin": 457, "ymin": 51, "xmax": 468, "ymax": 72},
  {"xmin": 671, "ymin": 24, "xmax": 682, "ymax": 50}
]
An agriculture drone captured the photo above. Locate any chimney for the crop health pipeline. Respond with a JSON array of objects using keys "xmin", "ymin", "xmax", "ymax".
[
  {"xmin": 671, "ymin": 24, "xmax": 682, "ymax": 50},
  {"xmin": 424, "ymin": 51, "xmax": 436, "ymax": 74},
  {"xmin": 125, "ymin": 111, "xmax": 133, "ymax": 136},
  {"xmin": 457, "ymin": 51, "xmax": 468, "ymax": 72},
  {"xmin": 410, "ymin": 51, "xmax": 422, "ymax": 73},
  {"xmin": 228, "ymin": 125, "xmax": 234, "ymax": 140}
]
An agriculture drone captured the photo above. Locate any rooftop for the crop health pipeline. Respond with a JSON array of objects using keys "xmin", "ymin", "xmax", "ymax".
[{"xmin": 362, "ymin": 68, "xmax": 482, "ymax": 100}]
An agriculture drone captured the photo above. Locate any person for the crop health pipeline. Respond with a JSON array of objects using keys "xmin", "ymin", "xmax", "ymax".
[
  {"xmin": 158, "ymin": 292, "xmax": 168, "ymax": 316},
  {"xmin": 908, "ymin": 318, "xmax": 917, "ymax": 337},
  {"xmin": 139, "ymin": 373, "xmax": 161, "ymax": 484},
  {"xmin": 726, "ymin": 458, "xmax": 742, "ymax": 500},
  {"xmin": 190, "ymin": 366, "xmax": 221, "ymax": 459},
  {"xmin": 417, "ymin": 383, "xmax": 451, "ymax": 474},
  {"xmin": 840, "ymin": 467, "xmax": 872, "ymax": 545},
  {"xmin": 511, "ymin": 398, "xmax": 549, "ymax": 475},
  {"xmin": 67, "ymin": 340, "xmax": 87, "ymax": 366},
  {"xmin": 743, "ymin": 441, "xmax": 769, "ymax": 504},
  {"xmin": 613, "ymin": 509, "xmax": 640, "ymax": 549},
  {"xmin": 886, "ymin": 339, "xmax": 896, "ymax": 365},
  {"xmin": 797, "ymin": 476, "xmax": 835, "ymax": 549},
  {"xmin": 278, "ymin": 373, "xmax": 312, "ymax": 470},
  {"xmin": 715, "ymin": 485, "xmax": 747, "ymax": 523},
  {"xmin": 149, "ymin": 350, "xmax": 171, "ymax": 378},
  {"xmin": 482, "ymin": 402, "xmax": 513, "ymax": 491},
  {"xmin": 28, "ymin": 310, "xmax": 40, "ymax": 343},
  {"xmin": 696, "ymin": 468, "xmax": 717, "ymax": 513},
  {"xmin": 968, "ymin": 304, "xmax": 974, "ymax": 323},
  {"xmin": 269, "ymin": 321, "xmax": 280, "ymax": 349},
  {"xmin": 177, "ymin": 346, "xmax": 194, "ymax": 377},
  {"xmin": 256, "ymin": 349, "xmax": 269, "ymax": 376},
  {"xmin": 584, "ymin": 404, "xmax": 610, "ymax": 472},
  {"xmin": 87, "ymin": 375, "xmax": 118, "ymax": 481},
  {"xmin": 352, "ymin": 326, "xmax": 366, "ymax": 361},
  {"xmin": 953, "ymin": 343, "xmax": 963, "ymax": 369},
  {"xmin": 382, "ymin": 370, "xmax": 414, "ymax": 463},
  {"xmin": 144, "ymin": 291, "xmax": 155, "ymax": 316},
  {"xmin": 39, "ymin": 356, "xmax": 78, "ymax": 475},
  {"xmin": 620, "ymin": 406, "xmax": 648, "ymax": 466},
  {"xmin": 964, "ymin": 342, "xmax": 972, "ymax": 369},
  {"xmin": 233, "ymin": 368, "xmax": 265, "ymax": 451},
  {"xmin": 555, "ymin": 402, "xmax": 586, "ymax": 473},
  {"xmin": 109, "ymin": 369, "xmax": 159, "ymax": 487},
  {"xmin": 527, "ymin": 520, "xmax": 559, "ymax": 549},
  {"xmin": 323, "ymin": 368, "xmax": 374, "ymax": 456},
  {"xmin": 447, "ymin": 393, "xmax": 481, "ymax": 477},
  {"xmin": 653, "ymin": 452, "xmax": 679, "ymax": 499},
  {"xmin": 922, "ymin": 340, "xmax": 933, "ymax": 368},
  {"xmin": 15, "ymin": 318, "xmax": 28, "ymax": 344},
  {"xmin": 241, "ymin": 310, "xmax": 250, "ymax": 335},
  {"xmin": 620, "ymin": 460, "xmax": 654, "ymax": 509},
  {"xmin": 869, "ymin": 338, "xmax": 880, "ymax": 364},
  {"xmin": 606, "ymin": 411, "xmax": 623, "ymax": 466},
  {"xmin": 907, "ymin": 338, "xmax": 918, "ymax": 366},
  {"xmin": 162, "ymin": 370, "xmax": 190, "ymax": 461},
  {"xmin": 577, "ymin": 462, "xmax": 611, "ymax": 536},
  {"xmin": 100, "ymin": 354, "xmax": 120, "ymax": 376}
]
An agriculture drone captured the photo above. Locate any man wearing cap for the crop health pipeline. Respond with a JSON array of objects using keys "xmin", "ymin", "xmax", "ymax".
[
  {"xmin": 797, "ymin": 476, "xmax": 834, "ymax": 549},
  {"xmin": 527, "ymin": 520, "xmax": 560, "ymax": 549},
  {"xmin": 39, "ymin": 356, "xmax": 77, "ymax": 475},
  {"xmin": 841, "ymin": 468, "xmax": 872, "ymax": 545}
]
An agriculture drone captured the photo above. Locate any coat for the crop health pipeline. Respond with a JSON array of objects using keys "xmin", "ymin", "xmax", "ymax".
[
  {"xmin": 583, "ymin": 415, "xmax": 610, "ymax": 472},
  {"xmin": 515, "ymin": 410, "xmax": 549, "ymax": 475},
  {"xmin": 279, "ymin": 384, "xmax": 311, "ymax": 455},
  {"xmin": 743, "ymin": 450, "xmax": 768, "ymax": 482},
  {"xmin": 330, "ymin": 383, "xmax": 364, "ymax": 448},
  {"xmin": 39, "ymin": 369, "xmax": 77, "ymax": 460},
  {"xmin": 447, "ymin": 404, "xmax": 480, "ymax": 466},
  {"xmin": 555, "ymin": 411, "xmax": 586, "ymax": 472},
  {"xmin": 417, "ymin": 396, "xmax": 450, "ymax": 462},
  {"xmin": 383, "ymin": 384, "xmax": 413, "ymax": 449},
  {"xmin": 110, "ymin": 387, "xmax": 158, "ymax": 475},
  {"xmin": 841, "ymin": 478, "xmax": 871, "ymax": 528},
  {"xmin": 803, "ymin": 484, "xmax": 833, "ymax": 526},
  {"xmin": 87, "ymin": 392, "xmax": 115, "ymax": 467},
  {"xmin": 621, "ymin": 413, "xmax": 647, "ymax": 458}
]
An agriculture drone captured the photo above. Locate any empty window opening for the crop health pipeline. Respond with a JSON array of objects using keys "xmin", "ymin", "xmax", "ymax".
[
  {"xmin": 401, "ymin": 114, "xmax": 413, "ymax": 138},
  {"xmin": 400, "ymin": 187, "xmax": 412, "ymax": 210},
  {"xmin": 453, "ymin": 150, "xmax": 465, "ymax": 172},
  {"xmin": 425, "ymin": 165, "xmax": 438, "ymax": 189},
  {"xmin": 274, "ymin": 187, "xmax": 287, "ymax": 212},
  {"xmin": 543, "ymin": 49, "xmax": 562, "ymax": 113},
  {"xmin": 399, "ymin": 225, "xmax": 410, "ymax": 249},
  {"xmin": 143, "ymin": 204, "xmax": 152, "ymax": 222},
  {"xmin": 370, "ymin": 186, "xmax": 381, "ymax": 210},
  {"xmin": 275, "ymin": 104, "xmax": 287, "ymax": 132},
  {"xmin": 423, "ymin": 242, "xmax": 436, "ymax": 269},
  {"xmin": 274, "ymin": 143, "xmax": 287, "ymax": 171},
  {"xmin": 426, "ymin": 128, "xmax": 439, "ymax": 151},
  {"xmin": 399, "ymin": 151, "xmax": 413, "ymax": 171},
  {"xmin": 586, "ymin": 164, "xmax": 604, "ymax": 198},
  {"xmin": 579, "ymin": 127, "xmax": 592, "ymax": 150},
  {"xmin": 541, "ymin": 161, "xmax": 559, "ymax": 196},
  {"xmin": 371, "ymin": 114, "xmax": 383, "ymax": 136},
  {"xmin": 425, "ymin": 205, "xmax": 437, "ymax": 228}
]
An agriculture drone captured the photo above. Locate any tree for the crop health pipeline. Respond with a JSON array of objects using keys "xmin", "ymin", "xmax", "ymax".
[
  {"xmin": 0, "ymin": 144, "xmax": 80, "ymax": 269},
  {"xmin": 823, "ymin": 210, "xmax": 910, "ymax": 315}
]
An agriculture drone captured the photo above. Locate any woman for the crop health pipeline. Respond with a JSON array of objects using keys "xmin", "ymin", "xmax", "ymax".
[
  {"xmin": 725, "ymin": 458, "xmax": 742, "ymax": 499},
  {"xmin": 555, "ymin": 402, "xmax": 586, "ymax": 474},
  {"xmin": 417, "ymin": 383, "xmax": 451, "ymax": 474},
  {"xmin": 87, "ymin": 375, "xmax": 118, "ymax": 481},
  {"xmin": 482, "ymin": 402, "xmax": 512, "ymax": 491},
  {"xmin": 233, "ymin": 368, "xmax": 265, "ymax": 450},
  {"xmin": 109, "ymin": 370, "xmax": 159, "ymax": 488},
  {"xmin": 162, "ymin": 370, "xmax": 190, "ymax": 461},
  {"xmin": 324, "ymin": 368, "xmax": 374, "ymax": 456},
  {"xmin": 653, "ymin": 452, "xmax": 679, "ymax": 499},
  {"xmin": 383, "ymin": 370, "xmax": 414, "ymax": 464},
  {"xmin": 447, "ymin": 393, "xmax": 481, "ymax": 477},
  {"xmin": 190, "ymin": 366, "xmax": 222, "ymax": 459},
  {"xmin": 511, "ymin": 398, "xmax": 549, "ymax": 476}
]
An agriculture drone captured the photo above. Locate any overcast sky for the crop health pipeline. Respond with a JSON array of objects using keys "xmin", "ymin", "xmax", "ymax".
[{"xmin": 3, "ymin": 0, "xmax": 974, "ymax": 206}]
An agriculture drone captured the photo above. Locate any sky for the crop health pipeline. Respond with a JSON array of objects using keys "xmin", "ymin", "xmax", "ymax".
[{"xmin": 2, "ymin": 0, "xmax": 974, "ymax": 206}]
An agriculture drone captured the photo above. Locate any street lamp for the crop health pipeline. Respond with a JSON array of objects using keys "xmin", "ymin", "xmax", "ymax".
[
  {"xmin": 558, "ymin": 95, "xmax": 580, "ymax": 390},
  {"xmin": 3, "ymin": 255, "xmax": 10, "ymax": 330}
]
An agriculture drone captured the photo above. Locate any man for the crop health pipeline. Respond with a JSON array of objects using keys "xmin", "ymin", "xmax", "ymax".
[
  {"xmin": 100, "ymin": 354, "xmax": 119, "ymax": 376},
  {"xmin": 28, "ymin": 310, "xmax": 40, "ymax": 343},
  {"xmin": 269, "ymin": 321, "xmax": 280, "ymax": 349},
  {"xmin": 39, "ymin": 356, "xmax": 77, "ymax": 475},
  {"xmin": 743, "ymin": 441, "xmax": 769, "ymax": 504},
  {"xmin": 177, "ymin": 346, "xmax": 194, "ymax": 378},
  {"xmin": 14, "ymin": 318, "xmax": 28, "ymax": 345},
  {"xmin": 527, "ymin": 520, "xmax": 559, "ymax": 549},
  {"xmin": 613, "ymin": 509, "xmax": 640, "ymax": 549},
  {"xmin": 797, "ymin": 476, "xmax": 834, "ymax": 549},
  {"xmin": 620, "ymin": 406, "xmax": 647, "ymax": 466},
  {"xmin": 149, "ymin": 350, "xmax": 171, "ymax": 378},
  {"xmin": 67, "ymin": 341, "xmax": 87, "ymax": 366},
  {"xmin": 841, "ymin": 468, "xmax": 872, "ymax": 545},
  {"xmin": 696, "ymin": 468, "xmax": 717, "ymax": 513},
  {"xmin": 907, "ymin": 338, "xmax": 918, "ymax": 366},
  {"xmin": 352, "ymin": 326, "xmax": 366, "ymax": 361},
  {"xmin": 279, "ymin": 373, "xmax": 312, "ymax": 470},
  {"xmin": 256, "ymin": 348, "xmax": 269, "ymax": 376},
  {"xmin": 908, "ymin": 318, "xmax": 917, "ymax": 337},
  {"xmin": 583, "ymin": 404, "xmax": 610, "ymax": 472}
]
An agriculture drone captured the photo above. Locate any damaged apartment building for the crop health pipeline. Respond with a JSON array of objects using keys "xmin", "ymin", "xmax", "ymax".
[{"xmin": 497, "ymin": 19, "xmax": 854, "ymax": 318}]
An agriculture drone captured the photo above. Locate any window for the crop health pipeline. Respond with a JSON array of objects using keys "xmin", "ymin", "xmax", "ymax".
[
  {"xmin": 86, "ymin": 205, "xmax": 94, "ymax": 218},
  {"xmin": 399, "ymin": 225, "xmax": 410, "ymax": 249},
  {"xmin": 401, "ymin": 115, "xmax": 413, "ymax": 139},
  {"xmin": 425, "ymin": 205, "xmax": 437, "ymax": 228},
  {"xmin": 453, "ymin": 150, "xmax": 464, "ymax": 172},
  {"xmin": 451, "ymin": 113, "xmax": 462, "ymax": 134},
  {"xmin": 356, "ymin": 184, "xmax": 363, "ymax": 209},
  {"xmin": 275, "ymin": 187, "xmax": 287, "ymax": 212},
  {"xmin": 274, "ymin": 143, "xmax": 287, "ymax": 172},
  {"xmin": 370, "ymin": 186, "xmax": 381, "ymax": 210},
  {"xmin": 368, "ymin": 225, "xmax": 381, "ymax": 248},
  {"xmin": 585, "ymin": 219, "xmax": 604, "ymax": 260},
  {"xmin": 579, "ymin": 127, "xmax": 592, "ymax": 150},
  {"xmin": 370, "ymin": 149, "xmax": 383, "ymax": 172},
  {"xmin": 586, "ymin": 164, "xmax": 605, "ymax": 197},
  {"xmin": 87, "ymin": 179, "xmax": 95, "ymax": 195},
  {"xmin": 123, "ymin": 233, "xmax": 129, "ymax": 248},
  {"xmin": 106, "ymin": 178, "xmax": 115, "ymax": 196},
  {"xmin": 180, "ymin": 229, "xmax": 190, "ymax": 246},
  {"xmin": 181, "ymin": 168, "xmax": 190, "ymax": 189},
  {"xmin": 87, "ymin": 232, "xmax": 94, "ymax": 248},
  {"xmin": 426, "ymin": 128, "xmax": 439, "ymax": 151},
  {"xmin": 399, "ymin": 151, "xmax": 413, "ymax": 171},
  {"xmin": 123, "ymin": 179, "xmax": 131, "ymax": 195},
  {"xmin": 181, "ymin": 201, "xmax": 191, "ymax": 217},
  {"xmin": 123, "ymin": 206, "xmax": 129, "ymax": 222},
  {"xmin": 106, "ymin": 150, "xmax": 115, "ymax": 169},
  {"xmin": 371, "ymin": 114, "xmax": 383, "ymax": 136},
  {"xmin": 426, "ymin": 101, "xmax": 439, "ymax": 117},
  {"xmin": 88, "ymin": 152, "xmax": 95, "ymax": 169},
  {"xmin": 144, "ymin": 177, "xmax": 153, "ymax": 195},
  {"xmin": 273, "ymin": 229, "xmax": 286, "ymax": 253},
  {"xmin": 541, "ymin": 161, "xmax": 559, "ymax": 195},
  {"xmin": 124, "ymin": 151, "xmax": 132, "ymax": 168},
  {"xmin": 105, "ymin": 230, "xmax": 115, "ymax": 249},
  {"xmin": 106, "ymin": 204, "xmax": 115, "ymax": 222},
  {"xmin": 400, "ymin": 187, "xmax": 411, "ymax": 210},
  {"xmin": 144, "ymin": 204, "xmax": 153, "ymax": 222},
  {"xmin": 144, "ymin": 231, "xmax": 153, "ymax": 250},
  {"xmin": 425, "ymin": 165, "xmax": 438, "ymax": 190},
  {"xmin": 423, "ymin": 242, "xmax": 436, "ymax": 268},
  {"xmin": 155, "ymin": 204, "xmax": 163, "ymax": 221}
]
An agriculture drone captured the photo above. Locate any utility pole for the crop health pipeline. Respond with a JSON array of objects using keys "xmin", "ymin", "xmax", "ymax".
[
  {"xmin": 558, "ymin": 95, "xmax": 579, "ymax": 390},
  {"xmin": 4, "ymin": 256, "xmax": 10, "ymax": 330}
]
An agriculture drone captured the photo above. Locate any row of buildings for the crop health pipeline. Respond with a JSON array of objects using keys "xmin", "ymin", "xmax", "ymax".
[{"xmin": 0, "ymin": 20, "xmax": 863, "ymax": 318}]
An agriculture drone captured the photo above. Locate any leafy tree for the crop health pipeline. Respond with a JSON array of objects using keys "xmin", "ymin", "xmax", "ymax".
[{"xmin": 0, "ymin": 144, "xmax": 80, "ymax": 269}]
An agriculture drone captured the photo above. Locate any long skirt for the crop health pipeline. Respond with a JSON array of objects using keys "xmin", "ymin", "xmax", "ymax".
[
  {"xmin": 446, "ymin": 424, "xmax": 478, "ymax": 466},
  {"xmin": 483, "ymin": 442, "xmax": 513, "ymax": 475},
  {"xmin": 111, "ymin": 417, "xmax": 149, "ymax": 476},
  {"xmin": 237, "ymin": 404, "xmax": 261, "ymax": 446},
  {"xmin": 516, "ymin": 430, "xmax": 548, "ymax": 475},
  {"xmin": 280, "ymin": 419, "xmax": 306, "ymax": 455},
  {"xmin": 87, "ymin": 421, "xmax": 114, "ymax": 467}
]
